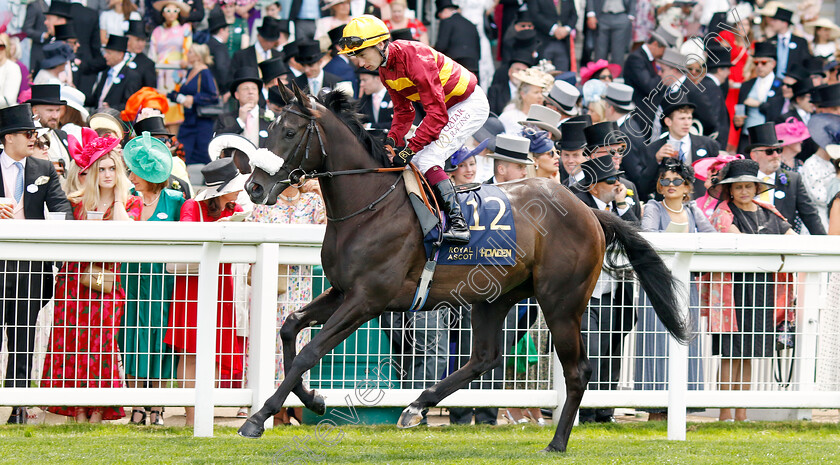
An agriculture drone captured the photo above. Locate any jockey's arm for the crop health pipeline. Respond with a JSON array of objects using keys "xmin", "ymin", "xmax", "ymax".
[{"xmin": 386, "ymin": 85, "xmax": 415, "ymax": 147}]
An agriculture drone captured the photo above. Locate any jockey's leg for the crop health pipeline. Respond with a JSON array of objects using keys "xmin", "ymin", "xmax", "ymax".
[{"xmin": 414, "ymin": 86, "xmax": 490, "ymax": 244}]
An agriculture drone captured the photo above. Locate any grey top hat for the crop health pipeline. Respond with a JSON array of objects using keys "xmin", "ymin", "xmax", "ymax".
[
  {"xmin": 487, "ymin": 134, "xmax": 534, "ymax": 165},
  {"xmin": 650, "ymin": 25, "xmax": 678, "ymax": 48},
  {"xmin": 603, "ymin": 82, "xmax": 635, "ymax": 111},
  {"xmin": 657, "ymin": 48, "xmax": 687, "ymax": 71},
  {"xmin": 546, "ymin": 80, "xmax": 581, "ymax": 116},
  {"xmin": 518, "ymin": 105, "xmax": 562, "ymax": 139}
]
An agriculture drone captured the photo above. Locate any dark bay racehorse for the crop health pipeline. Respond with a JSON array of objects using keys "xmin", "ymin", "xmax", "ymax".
[{"xmin": 238, "ymin": 84, "xmax": 689, "ymax": 452}]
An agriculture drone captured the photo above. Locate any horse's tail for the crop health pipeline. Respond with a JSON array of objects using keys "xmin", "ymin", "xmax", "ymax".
[{"xmin": 593, "ymin": 210, "xmax": 690, "ymax": 344}]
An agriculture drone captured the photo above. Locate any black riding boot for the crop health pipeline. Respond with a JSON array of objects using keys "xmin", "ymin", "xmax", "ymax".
[{"xmin": 433, "ymin": 178, "xmax": 470, "ymax": 244}]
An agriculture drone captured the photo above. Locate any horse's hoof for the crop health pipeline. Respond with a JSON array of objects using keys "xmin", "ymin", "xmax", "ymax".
[
  {"xmin": 309, "ymin": 391, "xmax": 327, "ymax": 416},
  {"xmin": 237, "ymin": 418, "xmax": 265, "ymax": 438},
  {"xmin": 396, "ymin": 406, "xmax": 423, "ymax": 429},
  {"xmin": 540, "ymin": 445, "xmax": 566, "ymax": 453}
]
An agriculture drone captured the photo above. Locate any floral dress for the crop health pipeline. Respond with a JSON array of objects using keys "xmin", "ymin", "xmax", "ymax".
[
  {"xmin": 41, "ymin": 197, "xmax": 142, "ymax": 420},
  {"xmin": 150, "ymin": 21, "xmax": 193, "ymax": 125},
  {"xmin": 248, "ymin": 192, "xmax": 326, "ymax": 387}
]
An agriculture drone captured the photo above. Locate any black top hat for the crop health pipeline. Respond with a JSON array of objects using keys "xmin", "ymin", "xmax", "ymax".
[
  {"xmin": 557, "ymin": 120, "xmax": 588, "ymax": 151},
  {"xmin": 515, "ymin": 8, "xmax": 533, "ymax": 24},
  {"xmin": 753, "ymin": 41, "xmax": 777, "ymax": 60},
  {"xmin": 792, "ymin": 77, "xmax": 815, "ymax": 98},
  {"xmin": 390, "ymin": 28, "xmax": 415, "ymax": 42},
  {"xmin": 208, "ymin": 12, "xmax": 232, "ymax": 33},
  {"xmin": 328, "ymin": 25, "xmax": 346, "ymax": 48},
  {"xmin": 435, "ymin": 0, "xmax": 457, "ymax": 15},
  {"xmin": 259, "ymin": 56, "xmax": 290, "ymax": 83},
  {"xmin": 39, "ymin": 42, "xmax": 74, "ymax": 70},
  {"xmin": 133, "ymin": 116, "xmax": 173, "ymax": 137},
  {"xmin": 295, "ymin": 40, "xmax": 324, "ymax": 65},
  {"xmin": 784, "ymin": 66, "xmax": 809, "ymax": 84},
  {"xmin": 281, "ymin": 41, "xmax": 299, "ymax": 63},
  {"xmin": 126, "ymin": 20, "xmax": 147, "ymax": 39},
  {"xmin": 705, "ymin": 41, "xmax": 733, "ymax": 69},
  {"xmin": 513, "ymin": 29, "xmax": 537, "ymax": 49},
  {"xmin": 745, "ymin": 122, "xmax": 783, "ymax": 152},
  {"xmin": 579, "ymin": 154, "xmax": 624, "ymax": 185},
  {"xmin": 229, "ymin": 67, "xmax": 264, "ymax": 94},
  {"xmin": 811, "ymin": 84, "xmax": 826, "ymax": 105},
  {"xmin": 258, "ymin": 17, "xmax": 285, "ymax": 41},
  {"xmin": 707, "ymin": 11, "xmax": 728, "ymax": 36},
  {"xmin": 817, "ymin": 83, "xmax": 840, "ymax": 108},
  {"xmin": 267, "ymin": 86, "xmax": 287, "ymax": 107},
  {"xmin": 802, "ymin": 56, "xmax": 825, "ymax": 76},
  {"xmin": 46, "ymin": 0, "xmax": 72, "ymax": 18},
  {"xmin": 771, "ymin": 7, "xmax": 794, "ymax": 24},
  {"xmin": 708, "ymin": 159, "xmax": 774, "ymax": 199},
  {"xmin": 0, "ymin": 104, "xmax": 41, "ymax": 137},
  {"xmin": 26, "ymin": 84, "xmax": 67, "ymax": 106},
  {"xmin": 509, "ymin": 48, "xmax": 536, "ymax": 67},
  {"xmin": 661, "ymin": 92, "xmax": 696, "ymax": 119},
  {"xmin": 567, "ymin": 114, "xmax": 593, "ymax": 126},
  {"xmin": 54, "ymin": 23, "xmax": 76, "ymax": 41},
  {"xmin": 583, "ymin": 121, "xmax": 625, "ymax": 153},
  {"xmin": 105, "ymin": 35, "xmax": 128, "ymax": 52}
]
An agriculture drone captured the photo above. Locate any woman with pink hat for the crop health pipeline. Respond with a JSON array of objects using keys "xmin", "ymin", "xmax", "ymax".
[
  {"xmin": 41, "ymin": 128, "xmax": 142, "ymax": 423},
  {"xmin": 692, "ymin": 153, "xmax": 744, "ymax": 220},
  {"xmin": 776, "ymin": 117, "xmax": 811, "ymax": 172},
  {"xmin": 579, "ymin": 59, "xmax": 621, "ymax": 84}
]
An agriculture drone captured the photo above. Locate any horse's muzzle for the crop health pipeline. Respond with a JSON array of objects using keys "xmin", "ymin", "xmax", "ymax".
[{"xmin": 246, "ymin": 179, "xmax": 267, "ymax": 205}]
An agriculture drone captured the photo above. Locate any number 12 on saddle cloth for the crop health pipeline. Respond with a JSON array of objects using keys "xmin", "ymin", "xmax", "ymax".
[{"xmin": 424, "ymin": 185, "xmax": 517, "ymax": 266}]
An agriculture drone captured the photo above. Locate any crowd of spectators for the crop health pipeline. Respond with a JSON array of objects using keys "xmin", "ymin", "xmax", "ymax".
[{"xmin": 1, "ymin": 0, "xmax": 840, "ymax": 427}]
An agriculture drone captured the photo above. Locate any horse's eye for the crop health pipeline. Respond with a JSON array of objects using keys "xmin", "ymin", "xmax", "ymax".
[{"xmin": 284, "ymin": 129, "xmax": 296, "ymax": 139}]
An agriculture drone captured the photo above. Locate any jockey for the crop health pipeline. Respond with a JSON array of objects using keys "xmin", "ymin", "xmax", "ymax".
[{"xmin": 338, "ymin": 15, "xmax": 490, "ymax": 244}]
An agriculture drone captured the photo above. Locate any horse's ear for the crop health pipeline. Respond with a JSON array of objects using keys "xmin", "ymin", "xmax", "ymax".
[
  {"xmin": 278, "ymin": 84, "xmax": 295, "ymax": 105},
  {"xmin": 290, "ymin": 82, "xmax": 312, "ymax": 115}
]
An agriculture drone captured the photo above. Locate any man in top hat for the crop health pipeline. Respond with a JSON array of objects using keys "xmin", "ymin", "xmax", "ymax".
[
  {"xmin": 60, "ymin": 0, "xmax": 107, "ymax": 96},
  {"xmin": 87, "ymin": 36, "xmax": 142, "ymax": 111},
  {"xmin": 578, "ymin": 120, "xmax": 642, "ymax": 217},
  {"xmin": 25, "ymin": 84, "xmax": 72, "ymax": 173},
  {"xmin": 23, "ymin": 0, "xmax": 49, "ymax": 70},
  {"xmin": 33, "ymin": 42, "xmax": 75, "ymax": 86},
  {"xmin": 324, "ymin": 26, "xmax": 359, "ymax": 97},
  {"xmin": 54, "ymin": 23, "xmax": 79, "ymax": 53},
  {"xmin": 622, "ymin": 26, "xmax": 676, "ymax": 131},
  {"xmin": 232, "ymin": 17, "xmax": 286, "ymax": 79},
  {"xmin": 340, "ymin": 15, "xmax": 490, "ymax": 243},
  {"xmin": 642, "ymin": 47, "xmax": 690, "ymax": 143},
  {"xmin": 0, "ymin": 104, "xmax": 73, "ymax": 423},
  {"xmin": 745, "ymin": 122, "xmax": 825, "ymax": 234},
  {"xmin": 557, "ymin": 119, "xmax": 588, "ymax": 187},
  {"xmin": 435, "ymin": 0, "xmax": 481, "ymax": 78},
  {"xmin": 357, "ymin": 68, "xmax": 394, "ymax": 130},
  {"xmin": 125, "ymin": 20, "xmax": 157, "ymax": 89},
  {"xmin": 525, "ymin": 0, "xmax": 577, "ymax": 72},
  {"xmin": 585, "ymin": 0, "xmax": 634, "ymax": 66},
  {"xmin": 215, "ymin": 68, "xmax": 273, "ymax": 149},
  {"xmin": 735, "ymin": 41, "xmax": 786, "ymax": 153},
  {"xmin": 293, "ymin": 40, "xmax": 344, "ymax": 96},
  {"xmin": 571, "ymin": 150, "xmax": 638, "ymax": 424},
  {"xmin": 545, "ymin": 80, "xmax": 581, "ymax": 121},
  {"xmin": 645, "ymin": 93, "xmax": 720, "ymax": 199},
  {"xmin": 484, "ymin": 134, "xmax": 533, "ymax": 184},
  {"xmin": 815, "ymin": 83, "xmax": 840, "ymax": 116},
  {"xmin": 781, "ymin": 79, "xmax": 816, "ymax": 124},
  {"xmin": 207, "ymin": 12, "xmax": 233, "ymax": 96},
  {"xmin": 488, "ymin": 48, "xmax": 536, "ymax": 115},
  {"xmin": 704, "ymin": 39, "xmax": 734, "ymax": 148},
  {"xmin": 601, "ymin": 83, "xmax": 648, "ymax": 193},
  {"xmin": 761, "ymin": 6, "xmax": 812, "ymax": 78},
  {"xmin": 500, "ymin": 10, "xmax": 538, "ymax": 64},
  {"xmin": 260, "ymin": 57, "xmax": 292, "ymax": 93},
  {"xmin": 518, "ymin": 104, "xmax": 563, "ymax": 140},
  {"xmin": 132, "ymin": 115, "xmax": 193, "ymax": 198}
]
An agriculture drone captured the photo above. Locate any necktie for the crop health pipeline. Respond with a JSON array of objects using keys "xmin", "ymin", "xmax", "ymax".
[
  {"xmin": 245, "ymin": 113, "xmax": 256, "ymax": 143},
  {"xmin": 678, "ymin": 141, "xmax": 686, "ymax": 162},
  {"xmin": 99, "ymin": 69, "xmax": 114, "ymax": 107},
  {"xmin": 777, "ymin": 36, "xmax": 789, "ymax": 76},
  {"xmin": 760, "ymin": 176, "xmax": 772, "ymax": 202},
  {"xmin": 13, "ymin": 161, "xmax": 24, "ymax": 203},
  {"xmin": 310, "ymin": 78, "xmax": 320, "ymax": 95}
]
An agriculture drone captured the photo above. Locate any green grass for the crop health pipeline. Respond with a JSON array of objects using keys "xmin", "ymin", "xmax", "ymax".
[{"xmin": 1, "ymin": 422, "xmax": 839, "ymax": 464}]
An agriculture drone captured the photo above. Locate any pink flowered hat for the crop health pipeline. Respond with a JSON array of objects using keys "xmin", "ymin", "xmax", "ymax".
[
  {"xmin": 775, "ymin": 117, "xmax": 811, "ymax": 146},
  {"xmin": 692, "ymin": 153, "xmax": 743, "ymax": 181},
  {"xmin": 67, "ymin": 127, "xmax": 121, "ymax": 172}
]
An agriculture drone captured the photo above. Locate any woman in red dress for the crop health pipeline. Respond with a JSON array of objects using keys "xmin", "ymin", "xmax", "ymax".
[
  {"xmin": 164, "ymin": 157, "xmax": 247, "ymax": 426},
  {"xmin": 719, "ymin": 12, "xmax": 755, "ymax": 152},
  {"xmin": 41, "ymin": 128, "xmax": 142, "ymax": 423}
]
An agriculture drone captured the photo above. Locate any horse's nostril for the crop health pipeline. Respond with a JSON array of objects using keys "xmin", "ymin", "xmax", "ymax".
[{"xmin": 249, "ymin": 183, "xmax": 264, "ymax": 197}]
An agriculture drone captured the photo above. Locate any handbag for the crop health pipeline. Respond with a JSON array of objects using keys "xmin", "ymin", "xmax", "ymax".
[
  {"xmin": 194, "ymin": 72, "xmax": 225, "ymax": 118},
  {"xmin": 80, "ymin": 264, "xmax": 116, "ymax": 294}
]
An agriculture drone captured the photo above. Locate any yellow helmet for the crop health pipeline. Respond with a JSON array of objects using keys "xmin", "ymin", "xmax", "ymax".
[{"xmin": 338, "ymin": 15, "xmax": 390, "ymax": 55}]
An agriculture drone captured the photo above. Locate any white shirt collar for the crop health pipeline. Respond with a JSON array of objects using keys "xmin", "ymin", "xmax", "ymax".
[
  {"xmin": 669, "ymin": 132, "xmax": 690, "ymax": 146},
  {"xmin": 641, "ymin": 44, "xmax": 654, "ymax": 61},
  {"xmin": 669, "ymin": 75, "xmax": 687, "ymax": 92},
  {"xmin": 617, "ymin": 113, "xmax": 630, "ymax": 126},
  {"xmin": 708, "ymin": 74, "xmax": 721, "ymax": 86},
  {"xmin": 591, "ymin": 194, "xmax": 610, "ymax": 211},
  {"xmin": 758, "ymin": 170, "xmax": 776, "ymax": 183},
  {"xmin": 111, "ymin": 57, "xmax": 128, "ymax": 76},
  {"xmin": 0, "ymin": 151, "xmax": 26, "ymax": 170},
  {"xmin": 509, "ymin": 80, "xmax": 517, "ymax": 96},
  {"xmin": 778, "ymin": 30, "xmax": 791, "ymax": 42},
  {"xmin": 308, "ymin": 70, "xmax": 324, "ymax": 83}
]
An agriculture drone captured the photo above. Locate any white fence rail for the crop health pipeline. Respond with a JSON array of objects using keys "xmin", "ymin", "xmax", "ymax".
[{"xmin": 1, "ymin": 221, "xmax": 840, "ymax": 440}]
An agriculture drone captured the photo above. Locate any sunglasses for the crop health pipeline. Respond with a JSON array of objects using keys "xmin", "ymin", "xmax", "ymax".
[
  {"xmin": 338, "ymin": 33, "xmax": 389, "ymax": 54},
  {"xmin": 16, "ymin": 129, "xmax": 38, "ymax": 139},
  {"xmin": 598, "ymin": 73, "xmax": 613, "ymax": 80},
  {"xmin": 753, "ymin": 147, "xmax": 783, "ymax": 155},
  {"xmin": 659, "ymin": 178, "xmax": 686, "ymax": 186},
  {"xmin": 35, "ymin": 138, "xmax": 50, "ymax": 150},
  {"xmin": 163, "ymin": 7, "xmax": 180, "ymax": 12},
  {"xmin": 755, "ymin": 60, "xmax": 773, "ymax": 66},
  {"xmin": 602, "ymin": 176, "xmax": 619, "ymax": 185},
  {"xmin": 156, "ymin": 136, "xmax": 173, "ymax": 145}
]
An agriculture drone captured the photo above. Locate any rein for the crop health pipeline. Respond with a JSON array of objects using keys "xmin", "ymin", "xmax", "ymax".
[{"xmin": 272, "ymin": 107, "xmax": 407, "ymax": 222}]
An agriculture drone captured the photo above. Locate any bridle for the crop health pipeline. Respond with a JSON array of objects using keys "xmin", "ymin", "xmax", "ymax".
[{"xmin": 262, "ymin": 104, "xmax": 406, "ymax": 222}]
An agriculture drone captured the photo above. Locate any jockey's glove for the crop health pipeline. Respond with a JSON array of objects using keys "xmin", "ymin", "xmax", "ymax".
[
  {"xmin": 392, "ymin": 146, "xmax": 415, "ymax": 167},
  {"xmin": 384, "ymin": 136, "xmax": 397, "ymax": 148}
]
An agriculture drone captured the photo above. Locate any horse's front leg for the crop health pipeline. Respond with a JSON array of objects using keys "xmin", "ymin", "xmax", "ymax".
[
  {"xmin": 239, "ymin": 291, "xmax": 381, "ymax": 438},
  {"xmin": 281, "ymin": 288, "xmax": 344, "ymax": 416}
]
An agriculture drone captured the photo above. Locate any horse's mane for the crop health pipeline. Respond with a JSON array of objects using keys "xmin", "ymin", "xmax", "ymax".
[{"xmin": 317, "ymin": 90, "xmax": 391, "ymax": 168}]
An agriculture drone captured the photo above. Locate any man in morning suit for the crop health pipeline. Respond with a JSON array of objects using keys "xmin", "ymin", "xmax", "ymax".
[
  {"xmin": 357, "ymin": 68, "xmax": 393, "ymax": 129},
  {"xmin": 292, "ymin": 40, "xmax": 344, "ymax": 96},
  {"xmin": 125, "ymin": 20, "xmax": 157, "ymax": 89},
  {"xmin": 231, "ymin": 17, "xmax": 286, "ymax": 80},
  {"xmin": 0, "ymin": 104, "xmax": 73, "ymax": 424},
  {"xmin": 585, "ymin": 0, "xmax": 635, "ymax": 65},
  {"xmin": 87, "ymin": 35, "xmax": 142, "ymax": 111},
  {"xmin": 434, "ymin": 0, "xmax": 482, "ymax": 77},
  {"xmin": 760, "ymin": 7, "xmax": 811, "ymax": 79},
  {"xmin": 734, "ymin": 41, "xmax": 786, "ymax": 154},
  {"xmin": 324, "ymin": 26, "xmax": 359, "ymax": 97},
  {"xmin": 525, "ymin": 0, "xmax": 578, "ymax": 72},
  {"xmin": 214, "ymin": 68, "xmax": 274, "ymax": 149},
  {"xmin": 746, "ymin": 122, "xmax": 825, "ymax": 234},
  {"xmin": 207, "ymin": 13, "xmax": 234, "ymax": 96},
  {"xmin": 26, "ymin": 85, "xmax": 72, "ymax": 174},
  {"xmin": 622, "ymin": 26, "xmax": 676, "ymax": 136}
]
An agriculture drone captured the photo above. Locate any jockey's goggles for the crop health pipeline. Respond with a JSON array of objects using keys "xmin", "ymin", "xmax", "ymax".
[{"xmin": 339, "ymin": 33, "xmax": 389, "ymax": 55}]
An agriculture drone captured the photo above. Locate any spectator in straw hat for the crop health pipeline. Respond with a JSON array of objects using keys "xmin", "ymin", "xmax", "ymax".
[
  {"xmin": 316, "ymin": 0, "xmax": 353, "ymax": 44},
  {"xmin": 805, "ymin": 18, "xmax": 840, "ymax": 61},
  {"xmin": 499, "ymin": 67, "xmax": 552, "ymax": 134}
]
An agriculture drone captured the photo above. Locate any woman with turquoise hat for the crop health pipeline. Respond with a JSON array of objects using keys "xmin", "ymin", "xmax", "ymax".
[{"xmin": 119, "ymin": 131, "xmax": 186, "ymax": 426}]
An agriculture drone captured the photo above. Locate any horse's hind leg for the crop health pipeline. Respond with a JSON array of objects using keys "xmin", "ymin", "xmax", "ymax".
[
  {"xmin": 398, "ymin": 294, "xmax": 522, "ymax": 428},
  {"xmin": 537, "ymin": 290, "xmax": 593, "ymax": 453},
  {"xmin": 239, "ymin": 291, "xmax": 378, "ymax": 438},
  {"xmin": 280, "ymin": 288, "xmax": 343, "ymax": 416}
]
